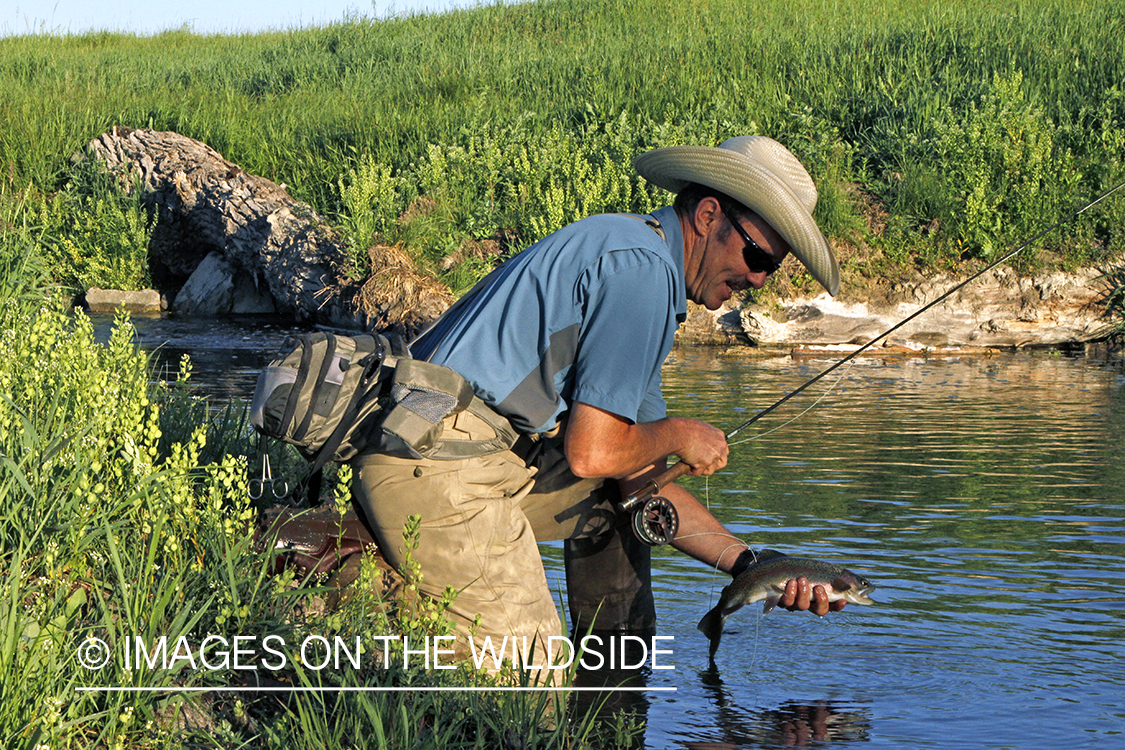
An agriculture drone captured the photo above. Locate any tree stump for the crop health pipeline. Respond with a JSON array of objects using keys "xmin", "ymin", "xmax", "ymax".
[{"xmin": 84, "ymin": 126, "xmax": 451, "ymax": 335}]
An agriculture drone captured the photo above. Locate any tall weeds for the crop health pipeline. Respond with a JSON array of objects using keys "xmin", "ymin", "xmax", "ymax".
[
  {"xmin": 1, "ymin": 0, "xmax": 1123, "ymax": 295},
  {"xmin": 0, "ymin": 228, "xmax": 632, "ymax": 746}
]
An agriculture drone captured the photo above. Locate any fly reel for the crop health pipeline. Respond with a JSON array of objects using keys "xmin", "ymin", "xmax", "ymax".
[{"xmin": 631, "ymin": 495, "xmax": 679, "ymax": 546}]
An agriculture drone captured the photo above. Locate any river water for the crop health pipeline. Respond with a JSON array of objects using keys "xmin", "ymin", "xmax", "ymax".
[{"xmin": 98, "ymin": 314, "xmax": 1125, "ymax": 749}]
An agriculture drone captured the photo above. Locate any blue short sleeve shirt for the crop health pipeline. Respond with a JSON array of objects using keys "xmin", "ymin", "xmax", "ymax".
[{"xmin": 411, "ymin": 206, "xmax": 687, "ymax": 433}]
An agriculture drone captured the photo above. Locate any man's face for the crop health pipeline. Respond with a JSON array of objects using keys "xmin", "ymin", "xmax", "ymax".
[{"xmin": 687, "ymin": 205, "xmax": 790, "ymax": 310}]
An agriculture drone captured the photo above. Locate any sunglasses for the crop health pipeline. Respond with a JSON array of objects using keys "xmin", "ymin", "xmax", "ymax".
[{"xmin": 721, "ymin": 205, "xmax": 782, "ymax": 276}]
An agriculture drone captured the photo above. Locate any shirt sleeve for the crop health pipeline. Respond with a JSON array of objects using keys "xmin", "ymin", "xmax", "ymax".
[
  {"xmin": 569, "ymin": 249, "xmax": 677, "ymax": 424},
  {"xmin": 637, "ymin": 371, "xmax": 668, "ymax": 424}
]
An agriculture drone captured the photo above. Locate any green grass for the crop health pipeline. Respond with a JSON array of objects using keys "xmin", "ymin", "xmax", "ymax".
[
  {"xmin": 0, "ymin": 217, "xmax": 642, "ymax": 746},
  {"xmin": 3, "ymin": 2, "xmax": 1125, "ymax": 742},
  {"xmin": 1, "ymin": 0, "xmax": 1123, "ymax": 295}
]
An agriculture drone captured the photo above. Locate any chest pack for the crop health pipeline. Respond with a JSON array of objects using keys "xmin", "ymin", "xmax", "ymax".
[{"xmin": 250, "ymin": 331, "xmax": 518, "ymax": 480}]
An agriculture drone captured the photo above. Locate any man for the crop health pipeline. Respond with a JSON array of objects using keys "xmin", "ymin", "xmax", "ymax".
[{"xmin": 352, "ymin": 136, "xmax": 845, "ymax": 669}]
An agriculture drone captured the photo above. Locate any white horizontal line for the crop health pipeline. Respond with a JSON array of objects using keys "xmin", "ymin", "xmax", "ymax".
[{"xmin": 76, "ymin": 686, "xmax": 676, "ymax": 693}]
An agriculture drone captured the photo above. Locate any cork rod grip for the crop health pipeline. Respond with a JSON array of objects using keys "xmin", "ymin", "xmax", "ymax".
[{"xmin": 619, "ymin": 461, "xmax": 691, "ymax": 512}]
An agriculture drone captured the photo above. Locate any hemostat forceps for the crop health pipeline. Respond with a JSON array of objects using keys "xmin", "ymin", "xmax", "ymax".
[{"xmin": 249, "ymin": 452, "xmax": 289, "ymax": 500}]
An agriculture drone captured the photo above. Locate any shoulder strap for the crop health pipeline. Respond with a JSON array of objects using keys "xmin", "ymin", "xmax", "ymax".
[
  {"xmin": 615, "ymin": 213, "xmax": 665, "ymax": 240},
  {"xmin": 278, "ymin": 333, "xmax": 321, "ymax": 436},
  {"xmin": 292, "ymin": 333, "xmax": 338, "ymax": 442},
  {"xmin": 306, "ymin": 336, "xmax": 385, "ymax": 477}
]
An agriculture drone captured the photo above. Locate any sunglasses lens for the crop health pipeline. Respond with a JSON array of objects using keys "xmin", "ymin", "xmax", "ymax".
[
  {"xmin": 723, "ymin": 205, "xmax": 780, "ymax": 275},
  {"xmin": 744, "ymin": 246, "xmax": 780, "ymax": 275}
]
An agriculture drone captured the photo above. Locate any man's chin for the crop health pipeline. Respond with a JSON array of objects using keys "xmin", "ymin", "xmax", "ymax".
[
  {"xmin": 711, "ymin": 284, "xmax": 736, "ymax": 309},
  {"xmin": 692, "ymin": 285, "xmax": 730, "ymax": 310}
]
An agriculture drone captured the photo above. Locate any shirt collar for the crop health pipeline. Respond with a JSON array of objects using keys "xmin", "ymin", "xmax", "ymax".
[{"xmin": 650, "ymin": 205, "xmax": 688, "ymax": 323}]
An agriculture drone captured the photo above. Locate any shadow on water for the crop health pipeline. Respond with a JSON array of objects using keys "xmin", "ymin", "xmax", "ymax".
[
  {"xmin": 571, "ymin": 647, "xmax": 872, "ymax": 749},
  {"xmin": 691, "ymin": 666, "xmax": 872, "ymax": 747}
]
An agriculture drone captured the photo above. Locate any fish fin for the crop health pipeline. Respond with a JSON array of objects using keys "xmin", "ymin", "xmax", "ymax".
[
  {"xmin": 762, "ymin": 595, "xmax": 781, "ymax": 614},
  {"xmin": 754, "ymin": 549, "xmax": 787, "ymax": 562},
  {"xmin": 697, "ymin": 604, "xmax": 726, "ymax": 659}
]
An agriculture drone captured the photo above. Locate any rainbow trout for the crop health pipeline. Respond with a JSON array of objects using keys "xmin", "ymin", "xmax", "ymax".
[{"xmin": 697, "ymin": 550, "xmax": 875, "ymax": 660}]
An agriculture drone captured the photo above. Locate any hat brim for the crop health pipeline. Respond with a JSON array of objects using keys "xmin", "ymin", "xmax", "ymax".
[{"xmin": 634, "ymin": 146, "xmax": 840, "ymax": 296}]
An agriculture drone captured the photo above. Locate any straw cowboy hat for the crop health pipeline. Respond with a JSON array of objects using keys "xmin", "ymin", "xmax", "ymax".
[{"xmin": 633, "ymin": 136, "xmax": 840, "ymax": 296}]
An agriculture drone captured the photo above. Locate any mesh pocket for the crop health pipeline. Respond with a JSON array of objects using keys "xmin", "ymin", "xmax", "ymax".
[{"xmin": 390, "ymin": 383, "xmax": 458, "ymax": 424}]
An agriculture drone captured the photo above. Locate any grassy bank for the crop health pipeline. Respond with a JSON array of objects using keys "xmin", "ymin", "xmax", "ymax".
[
  {"xmin": 0, "ymin": 217, "xmax": 637, "ymax": 747},
  {"xmin": 1, "ymin": 0, "xmax": 1124, "ymax": 297},
  {"xmin": 2, "ymin": 3, "xmax": 1124, "ymax": 744}
]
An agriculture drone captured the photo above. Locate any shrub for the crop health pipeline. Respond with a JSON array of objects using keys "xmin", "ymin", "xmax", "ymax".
[{"xmin": 36, "ymin": 160, "xmax": 154, "ymax": 292}]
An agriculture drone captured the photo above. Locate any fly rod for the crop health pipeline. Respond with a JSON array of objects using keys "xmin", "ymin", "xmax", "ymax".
[{"xmin": 622, "ymin": 177, "xmax": 1125, "ymax": 520}]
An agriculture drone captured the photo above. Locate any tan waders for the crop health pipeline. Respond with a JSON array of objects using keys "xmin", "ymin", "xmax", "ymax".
[{"xmin": 352, "ymin": 407, "xmax": 655, "ymax": 675}]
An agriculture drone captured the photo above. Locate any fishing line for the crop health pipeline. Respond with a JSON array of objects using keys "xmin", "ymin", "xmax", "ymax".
[
  {"xmin": 694, "ymin": 537, "xmax": 748, "ymax": 610},
  {"xmin": 723, "ymin": 177, "xmax": 1125, "ymax": 443},
  {"xmin": 622, "ymin": 178, "xmax": 1125, "ymax": 544},
  {"xmin": 673, "ymin": 532, "xmax": 746, "ymax": 551},
  {"xmin": 727, "ymin": 355, "xmax": 860, "ymax": 447},
  {"xmin": 691, "ymin": 181, "xmax": 1125, "ymax": 620}
]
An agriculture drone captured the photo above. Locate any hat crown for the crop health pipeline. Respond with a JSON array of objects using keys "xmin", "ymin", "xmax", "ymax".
[{"xmin": 718, "ymin": 136, "xmax": 818, "ymax": 215}]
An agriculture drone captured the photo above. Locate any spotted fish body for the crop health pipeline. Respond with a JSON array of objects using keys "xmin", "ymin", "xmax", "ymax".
[{"xmin": 697, "ymin": 549, "xmax": 875, "ymax": 660}]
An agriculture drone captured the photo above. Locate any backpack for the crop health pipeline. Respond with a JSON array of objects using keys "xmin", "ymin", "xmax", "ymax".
[
  {"xmin": 250, "ymin": 331, "xmax": 520, "ymax": 484},
  {"xmin": 250, "ymin": 332, "xmax": 403, "ymax": 476}
]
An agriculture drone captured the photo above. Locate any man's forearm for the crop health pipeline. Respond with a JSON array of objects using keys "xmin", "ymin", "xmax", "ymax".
[
  {"xmin": 565, "ymin": 406, "xmax": 681, "ymax": 478},
  {"xmin": 643, "ymin": 482, "xmax": 747, "ymax": 571},
  {"xmin": 564, "ymin": 402, "xmax": 728, "ymax": 479}
]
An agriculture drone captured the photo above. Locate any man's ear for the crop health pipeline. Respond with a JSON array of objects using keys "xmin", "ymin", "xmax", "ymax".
[{"xmin": 691, "ymin": 196, "xmax": 723, "ymax": 236}]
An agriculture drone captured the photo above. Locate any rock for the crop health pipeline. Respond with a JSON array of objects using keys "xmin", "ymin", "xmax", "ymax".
[
  {"xmin": 720, "ymin": 265, "xmax": 1116, "ymax": 350},
  {"xmin": 674, "ymin": 302, "xmax": 744, "ymax": 346},
  {"xmin": 231, "ymin": 273, "xmax": 277, "ymax": 314},
  {"xmin": 85, "ymin": 288, "xmax": 162, "ymax": 314},
  {"xmin": 84, "ymin": 127, "xmax": 448, "ymax": 334},
  {"xmin": 173, "ymin": 251, "xmax": 278, "ymax": 315},
  {"xmin": 173, "ymin": 252, "xmax": 234, "ymax": 315}
]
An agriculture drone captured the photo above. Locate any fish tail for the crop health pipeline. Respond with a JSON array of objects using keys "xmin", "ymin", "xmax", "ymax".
[{"xmin": 697, "ymin": 605, "xmax": 724, "ymax": 659}]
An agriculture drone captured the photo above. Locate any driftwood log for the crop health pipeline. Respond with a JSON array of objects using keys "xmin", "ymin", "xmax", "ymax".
[{"xmin": 85, "ymin": 126, "xmax": 451, "ymax": 334}]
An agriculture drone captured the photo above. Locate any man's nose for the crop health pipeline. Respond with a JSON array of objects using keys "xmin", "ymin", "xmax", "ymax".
[{"xmin": 747, "ymin": 270, "xmax": 769, "ymax": 289}]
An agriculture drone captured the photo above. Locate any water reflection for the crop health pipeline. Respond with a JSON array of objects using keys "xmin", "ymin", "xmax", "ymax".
[
  {"xmin": 693, "ymin": 668, "xmax": 871, "ymax": 747},
  {"xmin": 89, "ymin": 312, "xmax": 313, "ymax": 400},
  {"xmin": 572, "ymin": 654, "xmax": 653, "ymax": 746},
  {"xmin": 572, "ymin": 652, "xmax": 874, "ymax": 749},
  {"xmin": 644, "ymin": 348, "xmax": 1125, "ymax": 749}
]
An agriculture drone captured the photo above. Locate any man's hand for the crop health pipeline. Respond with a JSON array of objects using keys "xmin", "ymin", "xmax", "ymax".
[
  {"xmin": 669, "ymin": 417, "xmax": 728, "ymax": 476},
  {"xmin": 778, "ymin": 576, "xmax": 847, "ymax": 616}
]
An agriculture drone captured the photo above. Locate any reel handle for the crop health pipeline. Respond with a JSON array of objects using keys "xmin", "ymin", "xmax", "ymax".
[{"xmin": 619, "ymin": 461, "xmax": 691, "ymax": 512}]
